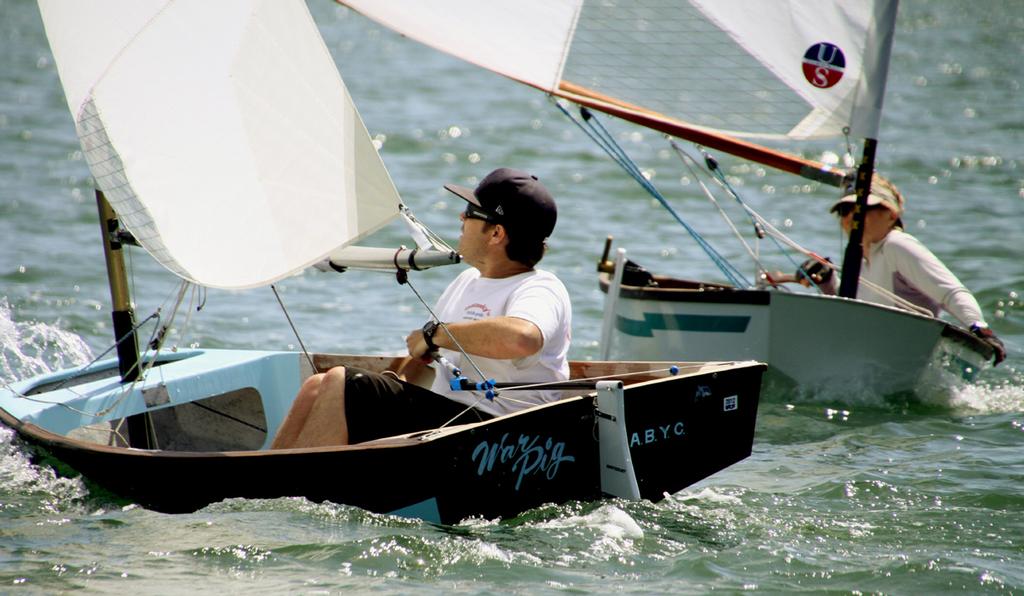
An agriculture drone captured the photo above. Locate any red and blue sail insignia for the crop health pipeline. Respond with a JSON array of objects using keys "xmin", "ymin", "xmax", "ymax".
[{"xmin": 802, "ymin": 42, "xmax": 845, "ymax": 89}]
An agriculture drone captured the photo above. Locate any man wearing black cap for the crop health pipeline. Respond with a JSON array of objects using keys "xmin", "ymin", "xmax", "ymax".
[{"xmin": 272, "ymin": 168, "xmax": 572, "ymax": 448}]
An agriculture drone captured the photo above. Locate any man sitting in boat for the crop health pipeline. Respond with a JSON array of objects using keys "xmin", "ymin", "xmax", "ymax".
[
  {"xmin": 776, "ymin": 177, "xmax": 1006, "ymax": 365},
  {"xmin": 271, "ymin": 168, "xmax": 572, "ymax": 448}
]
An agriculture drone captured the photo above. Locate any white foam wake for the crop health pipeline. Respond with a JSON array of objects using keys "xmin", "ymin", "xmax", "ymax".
[{"xmin": 0, "ymin": 297, "xmax": 93, "ymax": 383}]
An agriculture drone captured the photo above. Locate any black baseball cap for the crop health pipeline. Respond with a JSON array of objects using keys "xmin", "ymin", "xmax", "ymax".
[{"xmin": 444, "ymin": 168, "xmax": 557, "ymax": 240}]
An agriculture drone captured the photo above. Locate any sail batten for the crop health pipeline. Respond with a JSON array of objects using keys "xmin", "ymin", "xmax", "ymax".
[{"xmin": 39, "ymin": 0, "xmax": 402, "ymax": 289}]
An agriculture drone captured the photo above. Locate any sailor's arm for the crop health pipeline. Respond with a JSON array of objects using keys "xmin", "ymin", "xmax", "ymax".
[
  {"xmin": 889, "ymin": 233, "xmax": 983, "ymax": 326},
  {"xmin": 768, "ymin": 257, "xmax": 836, "ymax": 294},
  {"xmin": 888, "ymin": 233, "xmax": 1006, "ymax": 364},
  {"xmin": 405, "ymin": 316, "xmax": 543, "ymax": 360}
]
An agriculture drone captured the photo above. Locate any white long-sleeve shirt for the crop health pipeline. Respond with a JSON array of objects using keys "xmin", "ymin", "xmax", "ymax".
[{"xmin": 855, "ymin": 229, "xmax": 985, "ymax": 327}]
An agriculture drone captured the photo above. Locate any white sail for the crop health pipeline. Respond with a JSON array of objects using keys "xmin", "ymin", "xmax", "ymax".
[
  {"xmin": 339, "ymin": 0, "xmax": 896, "ymax": 141},
  {"xmin": 38, "ymin": 0, "xmax": 401, "ymax": 289}
]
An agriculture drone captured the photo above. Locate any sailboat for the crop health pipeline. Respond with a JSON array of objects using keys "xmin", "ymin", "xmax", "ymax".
[
  {"xmin": 0, "ymin": 0, "xmax": 765, "ymax": 524},
  {"xmin": 333, "ymin": 0, "xmax": 995, "ymax": 399}
]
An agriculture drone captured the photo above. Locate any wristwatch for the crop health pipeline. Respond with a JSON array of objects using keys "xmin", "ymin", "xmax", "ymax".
[{"xmin": 422, "ymin": 320, "xmax": 441, "ymax": 351}]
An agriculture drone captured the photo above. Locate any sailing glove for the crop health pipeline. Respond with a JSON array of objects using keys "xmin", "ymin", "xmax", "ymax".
[
  {"xmin": 971, "ymin": 323, "xmax": 1007, "ymax": 365},
  {"xmin": 796, "ymin": 257, "xmax": 833, "ymax": 285}
]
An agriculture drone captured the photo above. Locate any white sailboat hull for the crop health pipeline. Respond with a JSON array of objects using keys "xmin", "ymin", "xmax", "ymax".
[{"xmin": 599, "ymin": 273, "xmax": 990, "ymax": 400}]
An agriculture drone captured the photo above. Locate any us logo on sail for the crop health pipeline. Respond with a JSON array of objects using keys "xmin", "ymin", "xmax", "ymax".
[{"xmin": 802, "ymin": 42, "xmax": 846, "ymax": 88}]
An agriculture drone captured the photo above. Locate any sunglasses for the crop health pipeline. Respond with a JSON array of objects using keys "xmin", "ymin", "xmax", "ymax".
[
  {"xmin": 835, "ymin": 203, "xmax": 886, "ymax": 218},
  {"xmin": 463, "ymin": 203, "xmax": 499, "ymax": 223},
  {"xmin": 835, "ymin": 203, "xmax": 857, "ymax": 218}
]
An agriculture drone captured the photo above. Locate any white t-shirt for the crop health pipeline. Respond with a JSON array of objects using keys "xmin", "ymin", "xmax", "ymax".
[
  {"xmin": 429, "ymin": 268, "xmax": 572, "ymax": 416},
  {"xmin": 858, "ymin": 229, "xmax": 985, "ymax": 327}
]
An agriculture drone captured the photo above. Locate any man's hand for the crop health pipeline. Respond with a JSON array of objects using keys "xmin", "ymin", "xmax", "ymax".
[{"xmin": 405, "ymin": 328, "xmax": 433, "ymax": 361}]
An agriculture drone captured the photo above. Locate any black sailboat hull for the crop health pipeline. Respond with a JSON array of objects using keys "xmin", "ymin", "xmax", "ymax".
[{"xmin": 1, "ymin": 355, "xmax": 763, "ymax": 524}]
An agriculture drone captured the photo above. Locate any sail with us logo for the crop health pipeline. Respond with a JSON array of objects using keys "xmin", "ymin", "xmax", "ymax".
[{"xmin": 336, "ymin": 0, "xmax": 998, "ymax": 400}]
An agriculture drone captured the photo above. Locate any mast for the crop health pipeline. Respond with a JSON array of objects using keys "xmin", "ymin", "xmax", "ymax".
[
  {"xmin": 96, "ymin": 190, "xmax": 153, "ymax": 448},
  {"xmin": 97, "ymin": 190, "xmax": 139, "ymax": 381},
  {"xmin": 834, "ymin": 0, "xmax": 896, "ymax": 298},
  {"xmin": 837, "ymin": 141, "xmax": 878, "ymax": 298}
]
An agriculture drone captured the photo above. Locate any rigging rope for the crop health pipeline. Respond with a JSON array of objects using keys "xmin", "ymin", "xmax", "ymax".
[
  {"xmin": 400, "ymin": 204, "xmax": 456, "ymax": 253},
  {"xmin": 669, "ymin": 142, "xmax": 779, "ymax": 283},
  {"xmin": 670, "ymin": 142, "xmax": 822, "ymax": 290},
  {"xmin": 272, "ymin": 285, "xmax": 316, "ymax": 372},
  {"xmin": 553, "ymin": 101, "xmax": 922, "ymax": 312},
  {"xmin": 6, "ymin": 279, "xmax": 194, "ymax": 420},
  {"xmin": 673, "ymin": 143, "xmax": 935, "ymax": 316},
  {"xmin": 397, "ymin": 273, "xmax": 504, "ymax": 428},
  {"xmin": 553, "ymin": 100, "xmax": 750, "ymax": 288}
]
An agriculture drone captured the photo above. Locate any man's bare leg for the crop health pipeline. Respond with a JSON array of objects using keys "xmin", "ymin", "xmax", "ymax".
[
  {"xmin": 270, "ymin": 367, "xmax": 350, "ymax": 449},
  {"xmin": 270, "ymin": 372, "xmax": 325, "ymax": 449}
]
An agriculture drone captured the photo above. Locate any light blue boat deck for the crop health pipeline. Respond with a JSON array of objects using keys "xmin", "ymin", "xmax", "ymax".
[{"xmin": 0, "ymin": 349, "xmax": 304, "ymax": 447}]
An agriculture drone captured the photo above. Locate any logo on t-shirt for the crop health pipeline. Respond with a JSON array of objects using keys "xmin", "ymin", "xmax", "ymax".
[{"xmin": 463, "ymin": 302, "xmax": 492, "ymax": 321}]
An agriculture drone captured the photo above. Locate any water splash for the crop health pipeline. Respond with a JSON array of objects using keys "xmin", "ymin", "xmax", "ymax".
[
  {"xmin": 535, "ymin": 503, "xmax": 644, "ymax": 540},
  {"xmin": 0, "ymin": 299, "xmax": 93, "ymax": 514},
  {"xmin": 0, "ymin": 426, "xmax": 88, "ymax": 513},
  {"xmin": 0, "ymin": 297, "xmax": 93, "ymax": 383},
  {"xmin": 945, "ymin": 369, "xmax": 1024, "ymax": 413}
]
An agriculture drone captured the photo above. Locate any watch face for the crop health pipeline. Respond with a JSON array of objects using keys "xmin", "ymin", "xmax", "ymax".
[{"xmin": 423, "ymin": 321, "xmax": 438, "ymax": 346}]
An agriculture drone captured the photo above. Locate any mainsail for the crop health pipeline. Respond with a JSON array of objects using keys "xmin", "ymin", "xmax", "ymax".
[
  {"xmin": 39, "ymin": 0, "xmax": 401, "ymax": 289},
  {"xmin": 338, "ymin": 0, "xmax": 897, "ymax": 185}
]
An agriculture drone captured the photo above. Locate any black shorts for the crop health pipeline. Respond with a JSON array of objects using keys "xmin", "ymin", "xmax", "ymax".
[{"xmin": 344, "ymin": 367, "xmax": 493, "ymax": 444}]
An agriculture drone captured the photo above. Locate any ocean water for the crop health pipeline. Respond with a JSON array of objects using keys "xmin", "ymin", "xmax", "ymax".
[{"xmin": 2, "ymin": 1, "xmax": 1023, "ymax": 593}]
